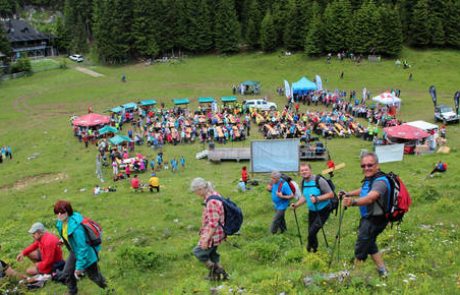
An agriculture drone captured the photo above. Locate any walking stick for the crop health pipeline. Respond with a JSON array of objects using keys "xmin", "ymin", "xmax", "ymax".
[
  {"xmin": 293, "ymin": 208, "xmax": 303, "ymax": 246},
  {"xmin": 328, "ymin": 195, "xmax": 346, "ymax": 268}
]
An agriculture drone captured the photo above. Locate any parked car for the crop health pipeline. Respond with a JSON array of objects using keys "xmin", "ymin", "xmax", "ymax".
[
  {"xmin": 69, "ymin": 54, "xmax": 84, "ymax": 62},
  {"xmin": 243, "ymin": 99, "xmax": 277, "ymax": 112},
  {"xmin": 434, "ymin": 104, "xmax": 459, "ymax": 124}
]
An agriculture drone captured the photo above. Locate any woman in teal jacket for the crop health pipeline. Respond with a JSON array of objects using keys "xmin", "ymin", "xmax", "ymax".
[{"xmin": 54, "ymin": 200, "xmax": 106, "ymax": 295}]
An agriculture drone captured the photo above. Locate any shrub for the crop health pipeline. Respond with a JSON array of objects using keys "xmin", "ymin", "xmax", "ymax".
[{"xmin": 10, "ymin": 56, "xmax": 32, "ymax": 74}]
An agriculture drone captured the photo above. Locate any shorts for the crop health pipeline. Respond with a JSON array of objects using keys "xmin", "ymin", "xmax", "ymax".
[
  {"xmin": 354, "ymin": 217, "xmax": 388, "ymax": 261},
  {"xmin": 0, "ymin": 260, "xmax": 9, "ymax": 278}
]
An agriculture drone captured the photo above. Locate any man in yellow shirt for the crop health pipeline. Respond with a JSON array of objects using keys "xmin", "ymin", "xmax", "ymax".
[{"xmin": 149, "ymin": 173, "xmax": 160, "ymax": 193}]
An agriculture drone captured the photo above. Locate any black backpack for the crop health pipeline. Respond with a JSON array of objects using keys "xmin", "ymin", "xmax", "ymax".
[
  {"xmin": 206, "ymin": 195, "xmax": 243, "ymax": 236},
  {"xmin": 301, "ymin": 175, "xmax": 339, "ymax": 215}
]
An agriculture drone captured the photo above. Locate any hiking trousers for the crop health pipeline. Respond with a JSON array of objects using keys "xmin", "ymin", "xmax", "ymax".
[
  {"xmin": 355, "ymin": 217, "xmax": 388, "ymax": 261},
  {"xmin": 193, "ymin": 246, "xmax": 220, "ymax": 264},
  {"xmin": 307, "ymin": 207, "xmax": 331, "ymax": 252},
  {"xmin": 270, "ymin": 209, "xmax": 287, "ymax": 234},
  {"xmin": 63, "ymin": 252, "xmax": 106, "ymax": 295}
]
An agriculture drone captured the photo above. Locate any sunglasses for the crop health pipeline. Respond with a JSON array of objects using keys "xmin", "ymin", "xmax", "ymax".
[{"xmin": 360, "ymin": 163, "xmax": 376, "ymax": 168}]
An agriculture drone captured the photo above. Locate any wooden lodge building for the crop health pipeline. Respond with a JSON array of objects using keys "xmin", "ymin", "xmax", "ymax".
[{"xmin": 1, "ymin": 19, "xmax": 56, "ymax": 59}]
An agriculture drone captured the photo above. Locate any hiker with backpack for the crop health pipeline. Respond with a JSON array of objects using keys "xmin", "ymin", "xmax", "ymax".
[
  {"xmin": 53, "ymin": 200, "xmax": 107, "ymax": 294},
  {"xmin": 266, "ymin": 171, "xmax": 294, "ymax": 234},
  {"xmin": 291, "ymin": 163, "xmax": 334, "ymax": 252},
  {"xmin": 342, "ymin": 152, "xmax": 391, "ymax": 277},
  {"xmin": 190, "ymin": 178, "xmax": 229, "ymax": 281},
  {"xmin": 429, "ymin": 160, "xmax": 447, "ymax": 177}
]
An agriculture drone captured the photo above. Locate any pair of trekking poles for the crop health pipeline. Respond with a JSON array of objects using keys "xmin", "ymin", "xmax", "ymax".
[{"xmin": 292, "ymin": 191, "xmax": 347, "ymax": 268}]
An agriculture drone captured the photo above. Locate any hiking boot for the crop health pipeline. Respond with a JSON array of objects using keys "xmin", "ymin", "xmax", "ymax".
[
  {"xmin": 378, "ymin": 268, "xmax": 389, "ymax": 278},
  {"xmin": 213, "ymin": 266, "xmax": 229, "ymax": 281}
]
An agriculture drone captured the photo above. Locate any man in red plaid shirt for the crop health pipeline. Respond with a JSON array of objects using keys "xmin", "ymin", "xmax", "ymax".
[{"xmin": 191, "ymin": 177, "xmax": 228, "ymax": 281}]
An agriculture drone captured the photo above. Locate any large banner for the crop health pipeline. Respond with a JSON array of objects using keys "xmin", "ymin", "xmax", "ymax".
[
  {"xmin": 454, "ymin": 91, "xmax": 460, "ymax": 114},
  {"xmin": 315, "ymin": 75, "xmax": 323, "ymax": 91},
  {"xmin": 251, "ymin": 139, "xmax": 300, "ymax": 173},
  {"xmin": 375, "ymin": 144, "xmax": 404, "ymax": 163},
  {"xmin": 429, "ymin": 85, "xmax": 437, "ymax": 107},
  {"xmin": 284, "ymin": 80, "xmax": 291, "ymax": 99}
]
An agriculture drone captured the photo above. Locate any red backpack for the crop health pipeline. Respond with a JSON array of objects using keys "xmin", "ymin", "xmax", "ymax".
[
  {"xmin": 376, "ymin": 172, "xmax": 412, "ymax": 225},
  {"xmin": 81, "ymin": 217, "xmax": 103, "ymax": 247}
]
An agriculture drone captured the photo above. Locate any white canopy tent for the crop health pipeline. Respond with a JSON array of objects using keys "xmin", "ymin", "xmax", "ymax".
[
  {"xmin": 372, "ymin": 91, "xmax": 401, "ymax": 106},
  {"xmin": 404, "ymin": 120, "xmax": 438, "ymax": 132}
]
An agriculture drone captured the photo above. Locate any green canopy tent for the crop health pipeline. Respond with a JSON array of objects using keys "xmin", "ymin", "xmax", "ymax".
[
  {"xmin": 240, "ymin": 80, "xmax": 260, "ymax": 95},
  {"xmin": 110, "ymin": 106, "xmax": 124, "ymax": 113},
  {"xmin": 198, "ymin": 97, "xmax": 215, "ymax": 104},
  {"xmin": 98, "ymin": 125, "xmax": 119, "ymax": 135},
  {"xmin": 109, "ymin": 135, "xmax": 133, "ymax": 145},
  {"xmin": 122, "ymin": 102, "xmax": 137, "ymax": 111},
  {"xmin": 221, "ymin": 96, "xmax": 237, "ymax": 103},
  {"xmin": 139, "ymin": 99, "xmax": 157, "ymax": 107},
  {"xmin": 172, "ymin": 98, "xmax": 190, "ymax": 106}
]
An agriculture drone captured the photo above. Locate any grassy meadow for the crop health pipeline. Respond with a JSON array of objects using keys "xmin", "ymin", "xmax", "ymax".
[{"xmin": 0, "ymin": 48, "xmax": 459, "ymax": 294}]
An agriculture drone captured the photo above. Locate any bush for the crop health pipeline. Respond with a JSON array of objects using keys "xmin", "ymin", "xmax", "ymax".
[{"xmin": 10, "ymin": 56, "xmax": 32, "ymax": 74}]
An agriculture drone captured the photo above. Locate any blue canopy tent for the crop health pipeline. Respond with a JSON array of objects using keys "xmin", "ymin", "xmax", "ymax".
[
  {"xmin": 109, "ymin": 135, "xmax": 132, "ymax": 145},
  {"xmin": 172, "ymin": 98, "xmax": 190, "ymax": 105},
  {"xmin": 198, "ymin": 97, "xmax": 215, "ymax": 104},
  {"xmin": 292, "ymin": 77, "xmax": 317, "ymax": 95},
  {"xmin": 98, "ymin": 125, "xmax": 118, "ymax": 135},
  {"xmin": 139, "ymin": 99, "xmax": 157, "ymax": 107},
  {"xmin": 122, "ymin": 102, "xmax": 137, "ymax": 111},
  {"xmin": 221, "ymin": 96, "xmax": 237, "ymax": 103}
]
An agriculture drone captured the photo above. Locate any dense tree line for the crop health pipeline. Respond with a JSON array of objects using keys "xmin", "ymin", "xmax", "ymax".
[{"xmin": 0, "ymin": 0, "xmax": 459, "ymax": 63}]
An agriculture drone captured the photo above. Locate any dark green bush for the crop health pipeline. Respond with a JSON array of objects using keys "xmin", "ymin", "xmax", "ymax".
[{"xmin": 10, "ymin": 56, "xmax": 32, "ymax": 74}]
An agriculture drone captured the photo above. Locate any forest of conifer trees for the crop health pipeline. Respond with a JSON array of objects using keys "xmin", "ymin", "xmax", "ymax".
[{"xmin": 1, "ymin": 0, "xmax": 460, "ymax": 63}]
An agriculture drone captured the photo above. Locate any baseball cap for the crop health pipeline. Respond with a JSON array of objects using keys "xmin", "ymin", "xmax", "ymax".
[
  {"xmin": 151, "ymin": 173, "xmax": 156, "ymax": 176},
  {"xmin": 28, "ymin": 222, "xmax": 45, "ymax": 234}
]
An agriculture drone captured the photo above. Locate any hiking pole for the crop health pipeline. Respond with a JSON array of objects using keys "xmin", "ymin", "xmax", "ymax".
[
  {"xmin": 312, "ymin": 196, "xmax": 329, "ymax": 248},
  {"xmin": 293, "ymin": 208, "xmax": 303, "ymax": 246},
  {"xmin": 328, "ymin": 192, "xmax": 347, "ymax": 268}
]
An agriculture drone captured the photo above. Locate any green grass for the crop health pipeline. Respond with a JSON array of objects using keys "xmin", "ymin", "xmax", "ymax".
[{"xmin": 0, "ymin": 48, "xmax": 459, "ymax": 294}]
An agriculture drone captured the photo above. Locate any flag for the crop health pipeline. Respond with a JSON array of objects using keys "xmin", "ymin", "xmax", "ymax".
[
  {"xmin": 429, "ymin": 85, "xmax": 437, "ymax": 105},
  {"xmin": 315, "ymin": 75, "xmax": 323, "ymax": 90},
  {"xmin": 284, "ymin": 80, "xmax": 291, "ymax": 99}
]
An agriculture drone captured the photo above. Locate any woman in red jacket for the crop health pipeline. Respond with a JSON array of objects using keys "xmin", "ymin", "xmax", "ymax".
[{"xmin": 241, "ymin": 166, "xmax": 248, "ymax": 184}]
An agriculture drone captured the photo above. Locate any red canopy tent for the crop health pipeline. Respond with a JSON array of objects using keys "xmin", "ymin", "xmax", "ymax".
[
  {"xmin": 73, "ymin": 113, "xmax": 110, "ymax": 127},
  {"xmin": 384, "ymin": 124, "xmax": 430, "ymax": 140}
]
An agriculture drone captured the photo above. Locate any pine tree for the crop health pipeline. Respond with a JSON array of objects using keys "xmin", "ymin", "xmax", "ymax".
[
  {"xmin": 322, "ymin": 0, "xmax": 353, "ymax": 52},
  {"xmin": 430, "ymin": 17, "xmax": 444, "ymax": 47},
  {"xmin": 260, "ymin": 10, "xmax": 277, "ymax": 52},
  {"xmin": 0, "ymin": 25, "xmax": 12, "ymax": 58},
  {"xmin": 0, "ymin": 0, "xmax": 15, "ymax": 18},
  {"xmin": 55, "ymin": 16, "xmax": 71, "ymax": 53},
  {"xmin": 245, "ymin": 0, "xmax": 262, "ymax": 49},
  {"xmin": 272, "ymin": 0, "xmax": 289, "ymax": 47},
  {"xmin": 183, "ymin": 0, "xmax": 213, "ymax": 53},
  {"xmin": 214, "ymin": 0, "xmax": 240, "ymax": 54},
  {"xmin": 443, "ymin": 0, "xmax": 460, "ymax": 48},
  {"xmin": 408, "ymin": 0, "xmax": 430, "ymax": 47},
  {"xmin": 377, "ymin": 4, "xmax": 403, "ymax": 56},
  {"xmin": 350, "ymin": 0, "xmax": 381, "ymax": 54},
  {"xmin": 304, "ymin": 2, "xmax": 324, "ymax": 56},
  {"xmin": 283, "ymin": 0, "xmax": 307, "ymax": 50},
  {"xmin": 132, "ymin": 0, "xmax": 159, "ymax": 58}
]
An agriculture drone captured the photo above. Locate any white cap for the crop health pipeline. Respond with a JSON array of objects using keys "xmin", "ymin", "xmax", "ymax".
[{"xmin": 28, "ymin": 222, "xmax": 45, "ymax": 234}]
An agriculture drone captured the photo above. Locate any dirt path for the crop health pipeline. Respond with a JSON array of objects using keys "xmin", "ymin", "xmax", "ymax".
[
  {"xmin": 0, "ymin": 173, "xmax": 68, "ymax": 192},
  {"xmin": 75, "ymin": 66, "xmax": 104, "ymax": 77}
]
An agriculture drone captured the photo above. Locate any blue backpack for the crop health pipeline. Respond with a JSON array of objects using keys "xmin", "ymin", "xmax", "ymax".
[{"xmin": 206, "ymin": 195, "xmax": 243, "ymax": 236}]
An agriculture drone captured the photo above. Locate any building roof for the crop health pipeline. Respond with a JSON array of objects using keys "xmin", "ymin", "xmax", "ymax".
[{"xmin": 1, "ymin": 19, "xmax": 51, "ymax": 42}]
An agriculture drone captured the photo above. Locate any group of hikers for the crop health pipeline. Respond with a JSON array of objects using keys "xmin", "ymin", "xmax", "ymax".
[
  {"xmin": 192, "ymin": 152, "xmax": 404, "ymax": 281},
  {"xmin": 0, "ymin": 145, "xmax": 13, "ymax": 163},
  {"xmin": 1, "ymin": 200, "xmax": 107, "ymax": 294}
]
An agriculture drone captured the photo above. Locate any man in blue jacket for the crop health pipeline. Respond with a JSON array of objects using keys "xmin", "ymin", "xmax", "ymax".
[
  {"xmin": 54, "ymin": 200, "xmax": 106, "ymax": 294},
  {"xmin": 342, "ymin": 152, "xmax": 390, "ymax": 277},
  {"xmin": 291, "ymin": 163, "xmax": 334, "ymax": 252},
  {"xmin": 267, "ymin": 171, "xmax": 293, "ymax": 234}
]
